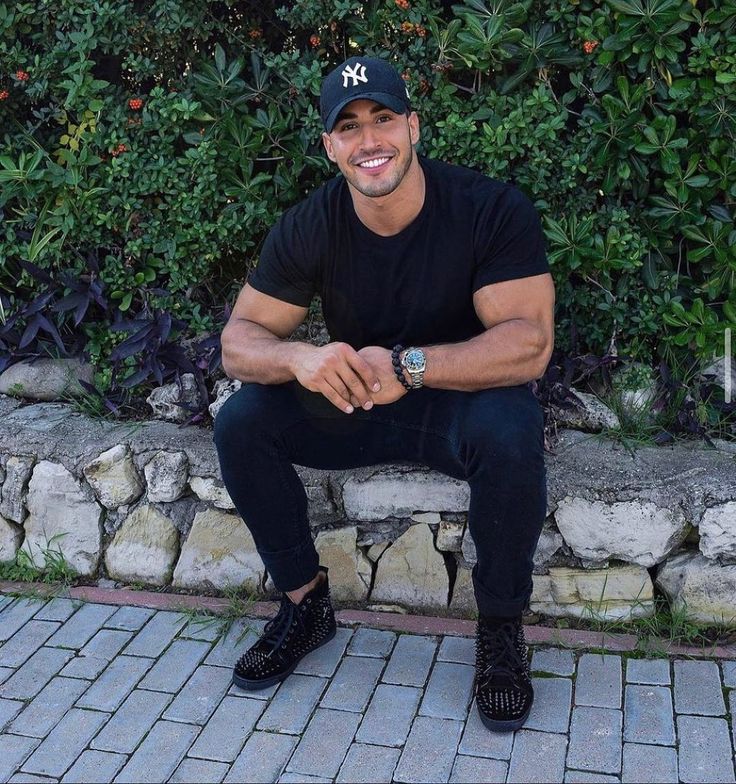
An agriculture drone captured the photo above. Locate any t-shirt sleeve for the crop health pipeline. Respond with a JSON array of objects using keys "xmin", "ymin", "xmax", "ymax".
[
  {"xmin": 248, "ymin": 208, "xmax": 319, "ymax": 307},
  {"xmin": 472, "ymin": 186, "xmax": 550, "ymax": 292}
]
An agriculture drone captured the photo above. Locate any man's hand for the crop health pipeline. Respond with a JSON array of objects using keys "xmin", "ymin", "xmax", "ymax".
[
  {"xmin": 356, "ymin": 346, "xmax": 409, "ymax": 407},
  {"xmin": 292, "ymin": 342, "xmax": 383, "ymax": 414}
]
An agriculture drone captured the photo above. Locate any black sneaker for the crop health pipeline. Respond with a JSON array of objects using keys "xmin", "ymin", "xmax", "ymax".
[
  {"xmin": 474, "ymin": 615, "xmax": 534, "ymax": 732},
  {"xmin": 232, "ymin": 568, "xmax": 336, "ymax": 690}
]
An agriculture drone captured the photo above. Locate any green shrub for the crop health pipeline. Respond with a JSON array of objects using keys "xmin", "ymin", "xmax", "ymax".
[{"xmin": 0, "ymin": 0, "xmax": 734, "ymax": 425}]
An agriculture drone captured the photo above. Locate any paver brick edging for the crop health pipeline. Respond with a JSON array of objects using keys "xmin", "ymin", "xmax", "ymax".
[{"xmin": 2, "ymin": 580, "xmax": 734, "ymax": 659}]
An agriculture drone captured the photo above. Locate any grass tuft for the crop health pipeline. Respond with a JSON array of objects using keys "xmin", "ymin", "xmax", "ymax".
[{"xmin": 177, "ymin": 585, "xmax": 259, "ymax": 644}]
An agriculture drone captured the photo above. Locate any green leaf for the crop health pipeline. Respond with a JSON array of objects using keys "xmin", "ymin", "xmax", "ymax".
[{"xmin": 215, "ymin": 43, "xmax": 226, "ymax": 72}]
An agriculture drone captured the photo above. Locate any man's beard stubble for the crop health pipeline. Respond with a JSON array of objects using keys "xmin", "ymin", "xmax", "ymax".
[{"xmin": 343, "ymin": 144, "xmax": 414, "ymax": 199}]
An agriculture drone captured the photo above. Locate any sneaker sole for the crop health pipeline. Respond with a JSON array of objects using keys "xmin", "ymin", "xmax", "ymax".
[
  {"xmin": 476, "ymin": 700, "xmax": 533, "ymax": 733},
  {"xmin": 231, "ymin": 626, "xmax": 337, "ymax": 691}
]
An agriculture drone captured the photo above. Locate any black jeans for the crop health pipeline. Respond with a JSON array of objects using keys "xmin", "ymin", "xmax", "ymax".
[{"xmin": 213, "ymin": 380, "xmax": 547, "ymax": 617}]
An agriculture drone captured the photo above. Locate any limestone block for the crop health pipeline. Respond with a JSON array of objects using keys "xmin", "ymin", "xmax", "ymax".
[
  {"xmin": 449, "ymin": 566, "xmax": 476, "ymax": 617},
  {"xmin": 551, "ymin": 389, "xmax": 620, "ymax": 432},
  {"xmin": 305, "ymin": 483, "xmax": 337, "ymax": 519},
  {"xmin": 314, "ymin": 526, "xmax": 371, "ymax": 602},
  {"xmin": 698, "ymin": 502, "xmax": 736, "ymax": 561},
  {"xmin": 701, "ymin": 356, "xmax": 736, "ymax": 396},
  {"xmin": 0, "ymin": 514, "xmax": 23, "ymax": 563},
  {"xmin": 22, "ymin": 461, "xmax": 102, "ymax": 577},
  {"xmin": 209, "ymin": 378, "xmax": 242, "ymax": 420},
  {"xmin": 0, "ymin": 455, "xmax": 35, "ymax": 523},
  {"xmin": 146, "ymin": 373, "xmax": 201, "ymax": 423},
  {"xmin": 371, "ymin": 524, "xmax": 449, "ymax": 610},
  {"xmin": 463, "ymin": 524, "xmax": 561, "ymax": 569},
  {"xmin": 83, "ymin": 445, "xmax": 144, "ymax": 509},
  {"xmin": 172, "ymin": 508, "xmax": 261, "ymax": 591},
  {"xmin": 343, "ymin": 470, "xmax": 469, "ymax": 521},
  {"xmin": 367, "ymin": 541, "xmax": 389, "ymax": 561},
  {"xmin": 461, "ymin": 528, "xmax": 477, "ymax": 565},
  {"xmin": 0, "ymin": 357, "xmax": 94, "ymax": 401},
  {"xmin": 555, "ymin": 496, "xmax": 687, "ymax": 567},
  {"xmin": 411, "ymin": 512, "xmax": 441, "ymax": 524},
  {"xmin": 189, "ymin": 476, "xmax": 234, "ymax": 510},
  {"xmin": 534, "ymin": 528, "xmax": 564, "ymax": 569},
  {"xmin": 105, "ymin": 504, "xmax": 179, "ymax": 586},
  {"xmin": 144, "ymin": 450, "xmax": 189, "ymax": 503},
  {"xmin": 656, "ymin": 551, "xmax": 736, "ymax": 625},
  {"xmin": 530, "ymin": 565, "xmax": 654, "ymax": 620},
  {"xmin": 436, "ymin": 520, "xmax": 464, "ymax": 552}
]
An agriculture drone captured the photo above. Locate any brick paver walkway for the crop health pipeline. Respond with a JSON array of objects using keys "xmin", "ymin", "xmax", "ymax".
[{"xmin": 0, "ymin": 594, "xmax": 734, "ymax": 783}]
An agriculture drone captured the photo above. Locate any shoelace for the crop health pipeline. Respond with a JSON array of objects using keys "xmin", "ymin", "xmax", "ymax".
[
  {"xmin": 261, "ymin": 595, "xmax": 307, "ymax": 658},
  {"xmin": 476, "ymin": 619, "xmax": 527, "ymax": 690}
]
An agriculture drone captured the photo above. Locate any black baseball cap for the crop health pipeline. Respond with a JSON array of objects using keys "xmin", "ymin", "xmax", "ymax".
[{"xmin": 320, "ymin": 56, "xmax": 411, "ymax": 133}]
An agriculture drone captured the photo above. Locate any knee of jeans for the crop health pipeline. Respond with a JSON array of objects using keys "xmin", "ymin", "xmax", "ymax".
[{"xmin": 464, "ymin": 407, "xmax": 543, "ymax": 468}]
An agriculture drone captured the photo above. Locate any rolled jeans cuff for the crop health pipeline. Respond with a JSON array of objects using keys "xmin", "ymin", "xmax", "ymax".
[
  {"xmin": 257, "ymin": 539, "xmax": 320, "ymax": 593},
  {"xmin": 472, "ymin": 564, "xmax": 531, "ymax": 618}
]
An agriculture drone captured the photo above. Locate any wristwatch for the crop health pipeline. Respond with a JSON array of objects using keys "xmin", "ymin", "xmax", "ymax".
[{"xmin": 400, "ymin": 347, "xmax": 426, "ymax": 389}]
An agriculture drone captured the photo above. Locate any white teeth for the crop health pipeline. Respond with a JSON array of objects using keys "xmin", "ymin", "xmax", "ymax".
[{"xmin": 359, "ymin": 157, "xmax": 389, "ymax": 168}]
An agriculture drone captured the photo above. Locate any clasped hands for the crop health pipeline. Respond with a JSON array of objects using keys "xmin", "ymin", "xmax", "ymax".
[{"xmin": 294, "ymin": 342, "xmax": 409, "ymax": 414}]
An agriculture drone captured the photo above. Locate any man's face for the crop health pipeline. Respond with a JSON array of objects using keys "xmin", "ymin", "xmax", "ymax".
[{"xmin": 322, "ymin": 99, "xmax": 420, "ymax": 198}]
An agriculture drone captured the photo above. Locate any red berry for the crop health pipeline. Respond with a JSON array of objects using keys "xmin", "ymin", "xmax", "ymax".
[
  {"xmin": 15, "ymin": 69, "xmax": 29, "ymax": 81},
  {"xmin": 248, "ymin": 28, "xmax": 262, "ymax": 39},
  {"xmin": 415, "ymin": 25, "xmax": 427, "ymax": 37},
  {"xmin": 309, "ymin": 34, "xmax": 320, "ymax": 48},
  {"xmin": 128, "ymin": 97, "xmax": 143, "ymax": 110},
  {"xmin": 0, "ymin": 89, "xmax": 8, "ymax": 100},
  {"xmin": 395, "ymin": 0, "xmax": 410, "ymax": 8},
  {"xmin": 583, "ymin": 40, "xmax": 599, "ymax": 54}
]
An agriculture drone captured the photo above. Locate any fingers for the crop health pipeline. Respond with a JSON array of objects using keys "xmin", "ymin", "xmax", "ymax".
[
  {"xmin": 296, "ymin": 343, "xmax": 383, "ymax": 414},
  {"xmin": 346, "ymin": 353, "xmax": 382, "ymax": 396},
  {"xmin": 324, "ymin": 345, "xmax": 381, "ymax": 413}
]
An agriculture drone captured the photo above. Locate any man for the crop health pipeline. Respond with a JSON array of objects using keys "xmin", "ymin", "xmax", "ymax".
[{"xmin": 214, "ymin": 55, "xmax": 555, "ymax": 733}]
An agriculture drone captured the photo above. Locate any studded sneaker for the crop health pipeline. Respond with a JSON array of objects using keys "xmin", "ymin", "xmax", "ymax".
[
  {"xmin": 474, "ymin": 614, "xmax": 534, "ymax": 732},
  {"xmin": 232, "ymin": 568, "xmax": 336, "ymax": 690}
]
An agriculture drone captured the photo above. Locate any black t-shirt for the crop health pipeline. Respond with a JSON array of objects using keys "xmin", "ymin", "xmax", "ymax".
[{"xmin": 248, "ymin": 156, "xmax": 549, "ymax": 350}]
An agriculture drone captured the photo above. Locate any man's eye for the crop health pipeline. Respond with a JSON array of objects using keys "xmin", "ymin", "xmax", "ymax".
[
  {"xmin": 340, "ymin": 123, "xmax": 357, "ymax": 131},
  {"xmin": 377, "ymin": 115, "xmax": 393, "ymax": 123}
]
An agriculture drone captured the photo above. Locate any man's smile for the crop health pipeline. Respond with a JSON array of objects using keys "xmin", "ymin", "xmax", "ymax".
[{"xmin": 355, "ymin": 155, "xmax": 393, "ymax": 172}]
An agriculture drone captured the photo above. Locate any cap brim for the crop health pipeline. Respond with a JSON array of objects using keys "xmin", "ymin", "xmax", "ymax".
[{"xmin": 324, "ymin": 92, "xmax": 409, "ymax": 133}]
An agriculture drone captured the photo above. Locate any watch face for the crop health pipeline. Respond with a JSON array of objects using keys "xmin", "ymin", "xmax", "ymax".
[{"xmin": 405, "ymin": 348, "xmax": 426, "ymax": 372}]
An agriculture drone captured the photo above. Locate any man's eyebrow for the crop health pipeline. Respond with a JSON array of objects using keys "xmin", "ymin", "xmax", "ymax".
[{"xmin": 335, "ymin": 105, "xmax": 394, "ymax": 122}]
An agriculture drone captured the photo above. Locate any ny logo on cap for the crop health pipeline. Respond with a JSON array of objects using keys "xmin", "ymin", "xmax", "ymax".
[{"xmin": 342, "ymin": 62, "xmax": 367, "ymax": 88}]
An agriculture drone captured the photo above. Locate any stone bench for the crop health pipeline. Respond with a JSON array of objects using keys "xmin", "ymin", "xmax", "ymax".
[{"xmin": 0, "ymin": 394, "xmax": 734, "ymax": 624}]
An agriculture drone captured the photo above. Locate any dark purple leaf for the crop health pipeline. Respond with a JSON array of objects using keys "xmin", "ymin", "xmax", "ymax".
[
  {"xmin": 109, "ymin": 335, "xmax": 152, "ymax": 361},
  {"xmin": 19, "ymin": 260, "xmax": 53, "ymax": 284},
  {"xmin": 18, "ymin": 316, "xmax": 42, "ymax": 349},
  {"xmin": 24, "ymin": 291, "xmax": 56, "ymax": 317},
  {"xmin": 121, "ymin": 367, "xmax": 151, "ymax": 388},
  {"xmin": 37, "ymin": 314, "xmax": 66, "ymax": 353}
]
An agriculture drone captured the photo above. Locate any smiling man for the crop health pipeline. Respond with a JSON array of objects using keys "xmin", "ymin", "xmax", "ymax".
[{"xmin": 214, "ymin": 55, "xmax": 555, "ymax": 733}]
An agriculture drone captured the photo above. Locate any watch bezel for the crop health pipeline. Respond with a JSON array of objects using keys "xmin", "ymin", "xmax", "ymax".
[{"xmin": 403, "ymin": 348, "xmax": 426, "ymax": 373}]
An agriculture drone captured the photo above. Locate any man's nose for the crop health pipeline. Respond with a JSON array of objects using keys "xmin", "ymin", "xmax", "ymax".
[{"xmin": 358, "ymin": 123, "xmax": 380, "ymax": 149}]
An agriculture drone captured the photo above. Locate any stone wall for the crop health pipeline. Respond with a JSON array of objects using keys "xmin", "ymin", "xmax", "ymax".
[{"xmin": 1, "ymin": 394, "xmax": 735, "ymax": 624}]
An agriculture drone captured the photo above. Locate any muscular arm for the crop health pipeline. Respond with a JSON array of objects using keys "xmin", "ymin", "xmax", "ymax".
[
  {"xmin": 221, "ymin": 283, "xmax": 385, "ymax": 411},
  {"xmin": 220, "ymin": 284, "xmax": 312, "ymax": 384},
  {"xmin": 420, "ymin": 273, "xmax": 555, "ymax": 392}
]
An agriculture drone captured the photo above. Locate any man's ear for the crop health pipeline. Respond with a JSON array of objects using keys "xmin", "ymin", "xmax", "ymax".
[
  {"xmin": 322, "ymin": 132, "xmax": 336, "ymax": 162},
  {"xmin": 408, "ymin": 111, "xmax": 420, "ymax": 145}
]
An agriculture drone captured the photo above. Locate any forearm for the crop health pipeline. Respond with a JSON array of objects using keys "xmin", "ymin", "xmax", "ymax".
[
  {"xmin": 221, "ymin": 320, "xmax": 314, "ymax": 384},
  {"xmin": 422, "ymin": 319, "xmax": 551, "ymax": 392}
]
